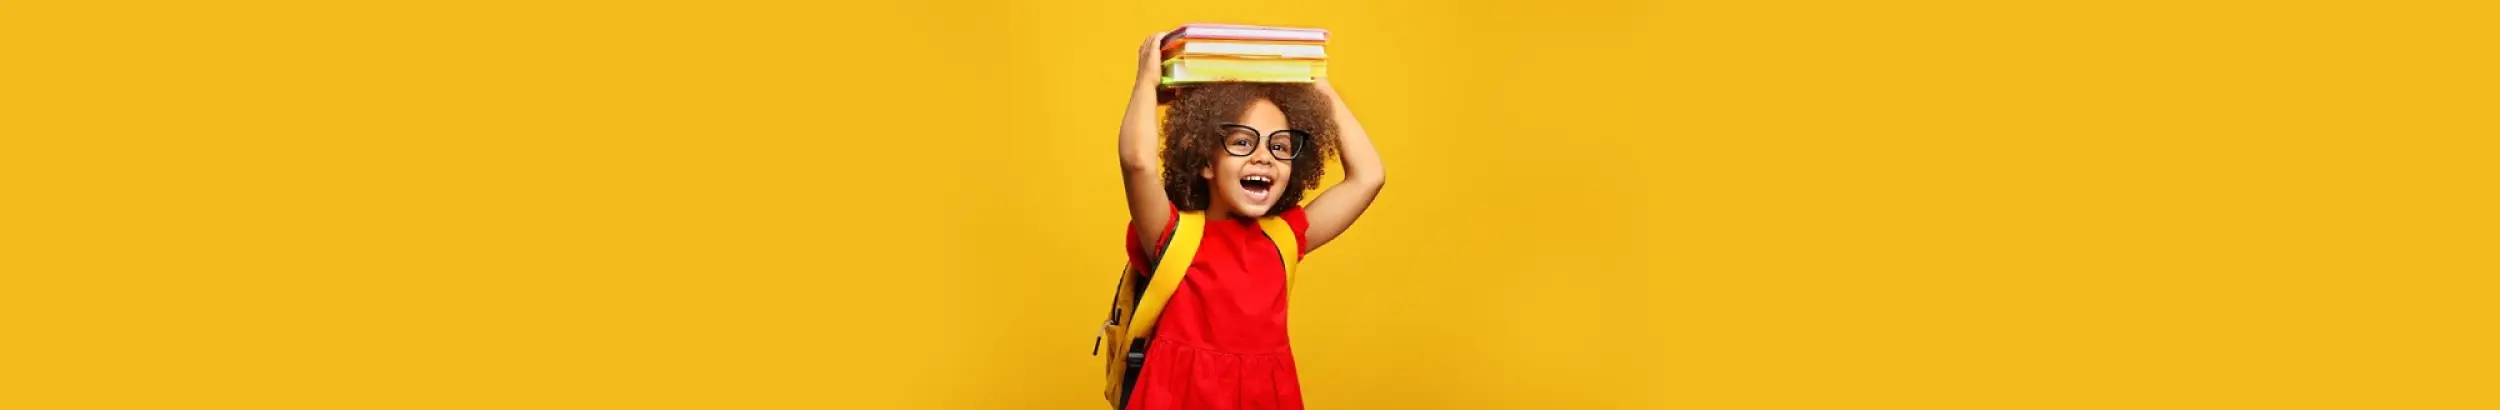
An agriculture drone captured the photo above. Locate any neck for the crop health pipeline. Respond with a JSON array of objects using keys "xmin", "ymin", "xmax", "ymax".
[{"xmin": 1205, "ymin": 202, "xmax": 1248, "ymax": 220}]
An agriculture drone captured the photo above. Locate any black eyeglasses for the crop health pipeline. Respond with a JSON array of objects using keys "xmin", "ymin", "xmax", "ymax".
[{"xmin": 1218, "ymin": 124, "xmax": 1307, "ymax": 160}]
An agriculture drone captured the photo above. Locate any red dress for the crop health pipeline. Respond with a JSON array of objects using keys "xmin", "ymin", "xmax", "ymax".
[{"xmin": 1123, "ymin": 206, "xmax": 1310, "ymax": 410}]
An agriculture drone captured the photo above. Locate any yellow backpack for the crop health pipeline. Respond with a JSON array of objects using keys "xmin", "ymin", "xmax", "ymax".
[{"xmin": 1095, "ymin": 211, "xmax": 1301, "ymax": 409}]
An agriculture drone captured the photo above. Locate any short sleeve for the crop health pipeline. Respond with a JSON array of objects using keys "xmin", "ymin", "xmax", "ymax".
[
  {"xmin": 1125, "ymin": 204, "xmax": 1184, "ymax": 272},
  {"xmin": 1281, "ymin": 207, "xmax": 1311, "ymax": 257}
]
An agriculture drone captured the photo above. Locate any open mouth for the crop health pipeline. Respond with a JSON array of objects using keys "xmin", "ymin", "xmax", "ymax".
[{"xmin": 1241, "ymin": 175, "xmax": 1274, "ymax": 203}]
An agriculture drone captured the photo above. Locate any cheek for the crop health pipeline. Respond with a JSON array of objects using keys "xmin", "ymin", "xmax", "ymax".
[{"xmin": 1212, "ymin": 157, "xmax": 1250, "ymax": 176}]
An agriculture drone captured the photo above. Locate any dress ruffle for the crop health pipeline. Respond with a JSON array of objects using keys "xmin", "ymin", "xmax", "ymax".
[{"xmin": 1124, "ymin": 337, "xmax": 1303, "ymax": 410}]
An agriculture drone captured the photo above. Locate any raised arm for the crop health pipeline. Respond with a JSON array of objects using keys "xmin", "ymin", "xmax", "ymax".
[
  {"xmin": 1300, "ymin": 79, "xmax": 1386, "ymax": 252},
  {"xmin": 1120, "ymin": 32, "xmax": 1175, "ymax": 255}
]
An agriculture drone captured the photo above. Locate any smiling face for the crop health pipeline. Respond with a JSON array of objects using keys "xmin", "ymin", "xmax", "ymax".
[
  {"xmin": 1159, "ymin": 82, "xmax": 1339, "ymax": 218},
  {"xmin": 1201, "ymin": 98, "xmax": 1296, "ymax": 219}
]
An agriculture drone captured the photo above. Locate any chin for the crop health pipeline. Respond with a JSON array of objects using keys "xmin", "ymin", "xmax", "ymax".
[{"xmin": 1227, "ymin": 199, "xmax": 1277, "ymax": 218}]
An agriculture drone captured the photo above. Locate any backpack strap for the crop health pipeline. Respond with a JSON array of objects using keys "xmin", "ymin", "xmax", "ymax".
[
  {"xmin": 1126, "ymin": 211, "xmax": 1205, "ymax": 340},
  {"xmin": 1257, "ymin": 216, "xmax": 1301, "ymax": 291}
]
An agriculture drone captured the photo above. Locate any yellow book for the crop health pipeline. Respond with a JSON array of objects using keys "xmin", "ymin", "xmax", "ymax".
[{"xmin": 1162, "ymin": 58, "xmax": 1328, "ymax": 84}]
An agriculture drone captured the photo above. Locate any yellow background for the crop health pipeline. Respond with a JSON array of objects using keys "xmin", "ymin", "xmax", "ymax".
[{"xmin": 4, "ymin": 0, "xmax": 2493, "ymax": 408}]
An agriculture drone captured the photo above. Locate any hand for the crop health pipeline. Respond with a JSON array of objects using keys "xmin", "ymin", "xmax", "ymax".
[
  {"xmin": 1136, "ymin": 31, "xmax": 1168, "ymax": 88},
  {"xmin": 1314, "ymin": 78, "xmax": 1348, "ymax": 104},
  {"xmin": 1313, "ymin": 78, "xmax": 1346, "ymax": 106}
]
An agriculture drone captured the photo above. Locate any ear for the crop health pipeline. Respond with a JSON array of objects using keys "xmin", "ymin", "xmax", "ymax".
[{"xmin": 1200, "ymin": 165, "xmax": 1214, "ymax": 180}]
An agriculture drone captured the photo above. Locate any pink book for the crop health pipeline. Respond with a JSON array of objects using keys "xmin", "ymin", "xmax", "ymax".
[{"xmin": 1163, "ymin": 23, "xmax": 1329, "ymax": 45}]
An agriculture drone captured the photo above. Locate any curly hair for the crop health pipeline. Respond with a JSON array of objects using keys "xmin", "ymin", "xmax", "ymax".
[{"xmin": 1160, "ymin": 82, "xmax": 1340, "ymax": 216}]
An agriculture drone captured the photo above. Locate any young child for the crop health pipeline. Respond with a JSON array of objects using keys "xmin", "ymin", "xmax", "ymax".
[{"xmin": 1115, "ymin": 31, "xmax": 1386, "ymax": 410}]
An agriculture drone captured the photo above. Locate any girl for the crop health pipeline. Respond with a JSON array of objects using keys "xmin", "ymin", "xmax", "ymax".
[{"xmin": 1115, "ymin": 31, "xmax": 1387, "ymax": 410}]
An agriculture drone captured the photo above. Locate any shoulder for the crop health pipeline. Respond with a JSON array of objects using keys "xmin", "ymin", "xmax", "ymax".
[{"xmin": 1128, "ymin": 204, "xmax": 1184, "ymax": 261}]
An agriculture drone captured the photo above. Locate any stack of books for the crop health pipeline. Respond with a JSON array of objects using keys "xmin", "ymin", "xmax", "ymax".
[{"xmin": 1160, "ymin": 24, "xmax": 1329, "ymax": 86}]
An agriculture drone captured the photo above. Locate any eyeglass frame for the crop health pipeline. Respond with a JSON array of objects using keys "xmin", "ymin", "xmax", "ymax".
[{"xmin": 1217, "ymin": 124, "xmax": 1309, "ymax": 161}]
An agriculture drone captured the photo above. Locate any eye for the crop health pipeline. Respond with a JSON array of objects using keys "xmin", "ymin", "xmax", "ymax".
[
  {"xmin": 1271, "ymin": 133, "xmax": 1300, "ymax": 154},
  {"xmin": 1222, "ymin": 127, "xmax": 1260, "ymax": 147}
]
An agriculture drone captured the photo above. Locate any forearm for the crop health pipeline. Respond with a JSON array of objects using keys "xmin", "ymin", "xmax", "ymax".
[
  {"xmin": 1326, "ymin": 86, "xmax": 1385, "ymax": 187},
  {"xmin": 1118, "ymin": 81, "xmax": 1160, "ymax": 172}
]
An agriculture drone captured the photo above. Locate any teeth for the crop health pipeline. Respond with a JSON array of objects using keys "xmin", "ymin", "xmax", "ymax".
[{"xmin": 1246, "ymin": 176, "xmax": 1271, "ymax": 183}]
